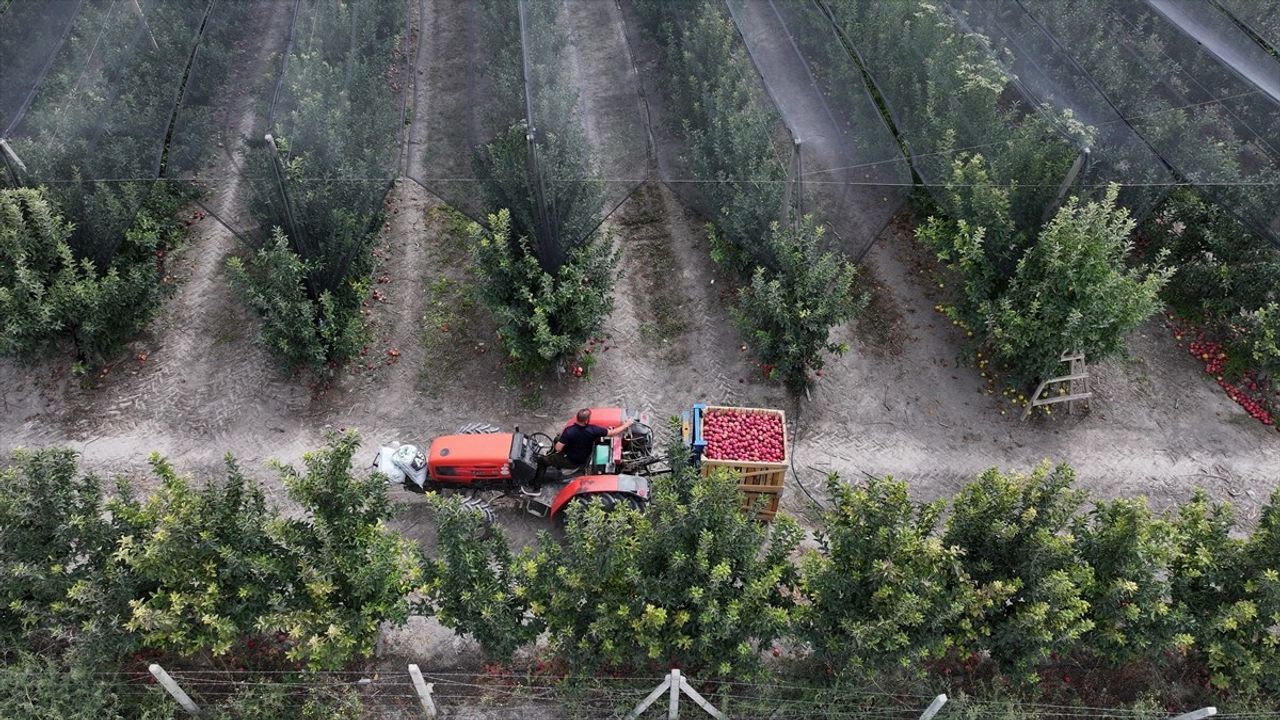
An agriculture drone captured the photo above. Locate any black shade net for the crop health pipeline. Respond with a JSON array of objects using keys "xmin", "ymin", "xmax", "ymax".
[
  {"xmin": 3, "ymin": 0, "xmax": 1278, "ymax": 272},
  {"xmin": 412, "ymin": 0, "xmax": 647, "ymax": 273},
  {"xmin": 173, "ymin": 0, "xmax": 412, "ymax": 299},
  {"xmin": 623, "ymin": 0, "xmax": 792, "ymax": 271},
  {"xmin": 1, "ymin": 0, "xmax": 208, "ymax": 267},
  {"xmin": 250, "ymin": 0, "xmax": 411, "ymax": 295},
  {"xmin": 726, "ymin": 0, "xmax": 912, "ymax": 261},
  {"xmin": 1215, "ymin": 0, "xmax": 1280, "ymax": 55},
  {"xmin": 1019, "ymin": 0, "xmax": 1280, "ymax": 246},
  {"xmin": 944, "ymin": 0, "xmax": 1177, "ymax": 221},
  {"xmin": 822, "ymin": 0, "xmax": 1087, "ymax": 236}
]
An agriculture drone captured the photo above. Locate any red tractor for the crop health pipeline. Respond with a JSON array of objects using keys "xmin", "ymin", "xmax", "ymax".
[{"xmin": 373, "ymin": 407, "xmax": 662, "ymax": 524}]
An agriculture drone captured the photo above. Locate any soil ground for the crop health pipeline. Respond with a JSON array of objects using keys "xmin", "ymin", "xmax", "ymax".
[{"xmin": 2, "ymin": 0, "xmax": 1278, "ymax": 699}]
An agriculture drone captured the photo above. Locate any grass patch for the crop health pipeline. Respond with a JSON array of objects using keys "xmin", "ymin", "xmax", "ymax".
[
  {"xmin": 418, "ymin": 276, "xmax": 479, "ymax": 397},
  {"xmin": 851, "ymin": 260, "xmax": 904, "ymax": 357},
  {"xmin": 621, "ymin": 184, "xmax": 689, "ymax": 358},
  {"xmin": 418, "ymin": 207, "xmax": 484, "ymax": 397}
]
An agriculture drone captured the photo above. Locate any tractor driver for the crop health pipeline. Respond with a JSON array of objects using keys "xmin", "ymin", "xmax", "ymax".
[{"xmin": 547, "ymin": 408, "xmax": 635, "ymax": 471}]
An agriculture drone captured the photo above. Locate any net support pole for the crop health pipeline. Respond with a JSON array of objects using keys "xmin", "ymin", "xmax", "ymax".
[
  {"xmin": 148, "ymin": 664, "xmax": 201, "ymax": 716},
  {"xmin": 667, "ymin": 668, "xmax": 680, "ymax": 719},
  {"xmin": 0, "ymin": 139, "xmax": 28, "ymax": 184},
  {"xmin": 784, "ymin": 137, "xmax": 804, "ymax": 225},
  {"xmin": 264, "ymin": 133, "xmax": 308, "ymax": 260},
  {"xmin": 626, "ymin": 672, "xmax": 674, "ymax": 719},
  {"xmin": 1043, "ymin": 147, "xmax": 1090, "ymax": 224}
]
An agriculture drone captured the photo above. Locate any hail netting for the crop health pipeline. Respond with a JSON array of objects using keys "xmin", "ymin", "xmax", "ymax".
[
  {"xmin": 238, "ymin": 0, "xmax": 411, "ymax": 298},
  {"xmin": 725, "ymin": 0, "xmax": 912, "ymax": 262},
  {"xmin": 0, "ymin": 0, "xmax": 207, "ymax": 269},
  {"xmin": 163, "ymin": 0, "xmax": 258, "ymax": 190},
  {"xmin": 944, "ymin": 0, "xmax": 1177, "ymax": 222},
  {"xmin": 412, "ymin": 0, "xmax": 646, "ymax": 273},
  {"xmin": 0, "ymin": 0, "xmax": 83, "ymax": 139},
  {"xmin": 821, "ymin": 0, "xmax": 1089, "ymax": 238},
  {"xmin": 623, "ymin": 0, "xmax": 791, "ymax": 271},
  {"xmin": 1216, "ymin": 0, "xmax": 1280, "ymax": 55},
  {"xmin": 1018, "ymin": 0, "xmax": 1280, "ymax": 247}
]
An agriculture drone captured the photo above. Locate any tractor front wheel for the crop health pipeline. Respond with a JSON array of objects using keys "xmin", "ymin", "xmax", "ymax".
[{"xmin": 461, "ymin": 494, "xmax": 497, "ymax": 538}]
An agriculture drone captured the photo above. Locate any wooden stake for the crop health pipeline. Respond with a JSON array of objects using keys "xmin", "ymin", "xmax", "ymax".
[
  {"xmin": 679, "ymin": 676, "xmax": 727, "ymax": 720},
  {"xmin": 626, "ymin": 674, "xmax": 673, "ymax": 719}
]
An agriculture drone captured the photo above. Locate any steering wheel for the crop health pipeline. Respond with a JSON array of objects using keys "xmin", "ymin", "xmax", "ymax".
[{"xmin": 527, "ymin": 432, "xmax": 555, "ymax": 457}]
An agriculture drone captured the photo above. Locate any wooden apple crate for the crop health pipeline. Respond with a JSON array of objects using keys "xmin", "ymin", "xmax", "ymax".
[{"xmin": 690, "ymin": 405, "xmax": 788, "ymax": 522}]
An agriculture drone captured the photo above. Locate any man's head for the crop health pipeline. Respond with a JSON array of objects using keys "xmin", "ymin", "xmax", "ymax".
[{"xmin": 575, "ymin": 409, "xmax": 592, "ymax": 426}]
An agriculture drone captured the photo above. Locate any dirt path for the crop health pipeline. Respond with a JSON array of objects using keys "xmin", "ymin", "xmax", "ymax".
[{"xmin": 0, "ymin": 0, "xmax": 313, "ymax": 495}]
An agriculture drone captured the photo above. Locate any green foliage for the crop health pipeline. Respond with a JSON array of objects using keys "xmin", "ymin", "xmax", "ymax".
[
  {"xmin": 519, "ymin": 466, "xmax": 801, "ymax": 678},
  {"xmin": 797, "ymin": 475, "xmax": 987, "ymax": 675},
  {"xmin": 1238, "ymin": 303, "xmax": 1280, "ymax": 384},
  {"xmin": 227, "ymin": 229, "xmax": 367, "ymax": 372},
  {"xmin": 943, "ymin": 463, "xmax": 1093, "ymax": 681},
  {"xmin": 418, "ymin": 495, "xmax": 539, "ymax": 661},
  {"xmin": 0, "ymin": 448, "xmax": 113, "ymax": 646},
  {"xmin": 467, "ymin": 209, "xmax": 617, "ymax": 371},
  {"xmin": 921, "ymin": 183, "xmax": 1170, "ymax": 389},
  {"xmin": 0, "ymin": 651, "xmax": 171, "ymax": 720},
  {"xmin": 729, "ymin": 217, "xmax": 865, "ymax": 389},
  {"xmin": 0, "ymin": 186, "xmax": 182, "ymax": 363},
  {"xmin": 267, "ymin": 432, "xmax": 422, "ymax": 669},
  {"xmin": 1145, "ymin": 188, "xmax": 1280, "ymax": 384},
  {"xmin": 107, "ymin": 456, "xmax": 287, "ymax": 657},
  {"xmin": 1171, "ymin": 491, "xmax": 1280, "ymax": 694},
  {"xmin": 200, "ymin": 681, "xmax": 365, "ymax": 720},
  {"xmin": 915, "ymin": 156, "xmax": 1024, "ymax": 305},
  {"xmin": 1074, "ymin": 498, "xmax": 1178, "ymax": 665},
  {"xmin": 983, "ymin": 187, "xmax": 1170, "ymax": 388}
]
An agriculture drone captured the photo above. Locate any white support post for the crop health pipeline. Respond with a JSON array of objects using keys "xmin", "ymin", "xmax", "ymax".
[
  {"xmin": 668, "ymin": 669, "xmax": 681, "ymax": 719},
  {"xmin": 628, "ymin": 669, "xmax": 726, "ymax": 719},
  {"xmin": 407, "ymin": 664, "xmax": 437, "ymax": 719},
  {"xmin": 1170, "ymin": 708, "xmax": 1216, "ymax": 720},
  {"xmin": 148, "ymin": 664, "xmax": 200, "ymax": 716},
  {"xmin": 920, "ymin": 693, "xmax": 948, "ymax": 720},
  {"xmin": 627, "ymin": 674, "xmax": 674, "ymax": 720},
  {"xmin": 678, "ymin": 676, "xmax": 727, "ymax": 720}
]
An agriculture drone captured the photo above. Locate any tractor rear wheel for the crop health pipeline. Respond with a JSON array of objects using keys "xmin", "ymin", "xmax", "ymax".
[
  {"xmin": 457, "ymin": 423, "xmax": 500, "ymax": 434},
  {"xmin": 461, "ymin": 494, "xmax": 497, "ymax": 537}
]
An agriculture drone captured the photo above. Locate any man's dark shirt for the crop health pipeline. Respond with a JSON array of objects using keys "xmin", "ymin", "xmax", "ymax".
[{"xmin": 559, "ymin": 423, "xmax": 607, "ymax": 466}]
